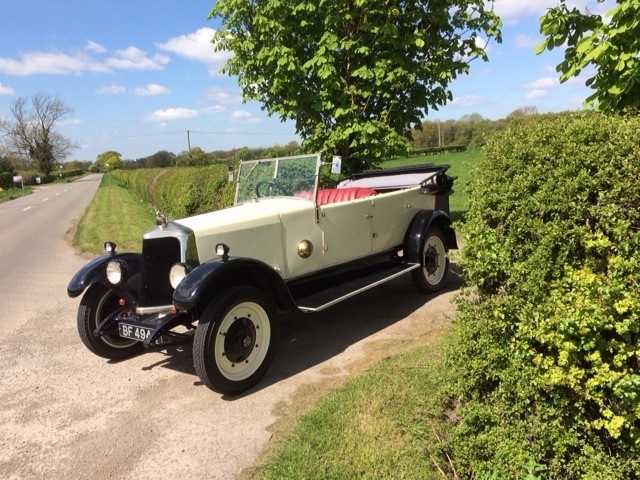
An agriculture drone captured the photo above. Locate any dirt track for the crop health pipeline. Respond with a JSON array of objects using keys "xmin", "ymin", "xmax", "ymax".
[{"xmin": 0, "ymin": 177, "xmax": 461, "ymax": 479}]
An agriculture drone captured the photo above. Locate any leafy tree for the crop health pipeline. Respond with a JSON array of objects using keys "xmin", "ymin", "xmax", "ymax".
[
  {"xmin": 64, "ymin": 160, "xmax": 92, "ymax": 171},
  {"xmin": 144, "ymin": 150, "xmax": 175, "ymax": 168},
  {"xmin": 506, "ymin": 106, "xmax": 538, "ymax": 119},
  {"xmin": 210, "ymin": 0, "xmax": 501, "ymax": 174},
  {"xmin": 96, "ymin": 150, "xmax": 123, "ymax": 171},
  {"xmin": 0, "ymin": 93, "xmax": 77, "ymax": 174},
  {"xmin": 174, "ymin": 147, "xmax": 209, "ymax": 166},
  {"xmin": 536, "ymin": 0, "xmax": 640, "ymax": 111}
]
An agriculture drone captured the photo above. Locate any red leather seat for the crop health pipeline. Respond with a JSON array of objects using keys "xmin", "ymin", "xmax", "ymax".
[{"xmin": 316, "ymin": 187, "xmax": 376, "ymax": 205}]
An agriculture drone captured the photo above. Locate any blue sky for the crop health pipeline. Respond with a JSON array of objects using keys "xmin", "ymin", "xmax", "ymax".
[{"xmin": 0, "ymin": 0, "xmax": 615, "ymax": 162}]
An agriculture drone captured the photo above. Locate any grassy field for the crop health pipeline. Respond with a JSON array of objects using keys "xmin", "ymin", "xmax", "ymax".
[{"xmin": 382, "ymin": 149, "xmax": 481, "ymax": 223}]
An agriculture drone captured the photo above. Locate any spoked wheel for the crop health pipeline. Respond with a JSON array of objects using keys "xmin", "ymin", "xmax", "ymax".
[
  {"xmin": 411, "ymin": 227, "xmax": 449, "ymax": 293},
  {"xmin": 77, "ymin": 284, "xmax": 143, "ymax": 359},
  {"xmin": 193, "ymin": 286, "xmax": 278, "ymax": 394}
]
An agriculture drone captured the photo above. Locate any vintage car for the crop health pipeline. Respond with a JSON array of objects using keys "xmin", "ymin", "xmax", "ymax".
[{"xmin": 67, "ymin": 153, "xmax": 457, "ymax": 394}]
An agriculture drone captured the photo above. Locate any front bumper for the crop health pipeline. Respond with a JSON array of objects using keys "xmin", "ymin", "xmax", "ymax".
[{"xmin": 95, "ymin": 307, "xmax": 193, "ymax": 349}]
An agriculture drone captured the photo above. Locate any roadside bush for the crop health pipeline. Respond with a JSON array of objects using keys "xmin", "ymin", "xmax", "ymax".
[
  {"xmin": 0, "ymin": 172, "xmax": 13, "ymax": 189},
  {"xmin": 445, "ymin": 112, "xmax": 640, "ymax": 478},
  {"xmin": 111, "ymin": 164, "xmax": 232, "ymax": 220}
]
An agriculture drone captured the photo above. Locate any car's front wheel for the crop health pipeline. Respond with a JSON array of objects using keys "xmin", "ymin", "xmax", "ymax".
[
  {"xmin": 77, "ymin": 284, "xmax": 144, "ymax": 359},
  {"xmin": 411, "ymin": 227, "xmax": 449, "ymax": 293},
  {"xmin": 193, "ymin": 286, "xmax": 278, "ymax": 394}
]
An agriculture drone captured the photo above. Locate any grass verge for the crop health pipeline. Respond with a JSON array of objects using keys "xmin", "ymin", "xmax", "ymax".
[
  {"xmin": 72, "ymin": 175, "xmax": 155, "ymax": 255},
  {"xmin": 0, "ymin": 186, "xmax": 32, "ymax": 203},
  {"xmin": 252, "ymin": 335, "xmax": 455, "ymax": 480}
]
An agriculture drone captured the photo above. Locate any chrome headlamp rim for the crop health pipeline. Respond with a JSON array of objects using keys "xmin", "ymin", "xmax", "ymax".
[
  {"xmin": 169, "ymin": 263, "xmax": 192, "ymax": 289},
  {"xmin": 106, "ymin": 259, "xmax": 127, "ymax": 285}
]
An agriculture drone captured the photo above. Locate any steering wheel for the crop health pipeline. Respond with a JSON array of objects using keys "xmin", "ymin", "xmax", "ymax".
[{"xmin": 255, "ymin": 179, "xmax": 291, "ymax": 197}]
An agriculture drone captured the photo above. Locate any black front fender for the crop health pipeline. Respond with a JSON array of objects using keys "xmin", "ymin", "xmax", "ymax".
[
  {"xmin": 173, "ymin": 257, "xmax": 294, "ymax": 313},
  {"xmin": 67, "ymin": 252, "xmax": 142, "ymax": 298}
]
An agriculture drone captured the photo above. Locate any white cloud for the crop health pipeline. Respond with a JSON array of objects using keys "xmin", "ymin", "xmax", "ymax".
[
  {"xmin": 59, "ymin": 117, "xmax": 82, "ymax": 127},
  {"xmin": 85, "ymin": 40, "xmax": 107, "ymax": 54},
  {"xmin": 520, "ymin": 76, "xmax": 560, "ymax": 99},
  {"xmin": 525, "ymin": 89, "xmax": 548, "ymax": 99},
  {"xmin": 513, "ymin": 34, "xmax": 538, "ymax": 49},
  {"xmin": 96, "ymin": 83, "xmax": 126, "ymax": 95},
  {"xmin": 525, "ymin": 77, "xmax": 560, "ymax": 90},
  {"xmin": 0, "ymin": 83, "xmax": 15, "ymax": 95},
  {"xmin": 205, "ymin": 87, "xmax": 241, "ymax": 105},
  {"xmin": 491, "ymin": 0, "xmax": 616, "ymax": 25},
  {"xmin": 145, "ymin": 107, "xmax": 200, "ymax": 122},
  {"xmin": 201, "ymin": 105, "xmax": 225, "ymax": 114},
  {"xmin": 96, "ymin": 83, "xmax": 169, "ymax": 96},
  {"xmin": 0, "ymin": 44, "xmax": 170, "ymax": 76},
  {"xmin": 132, "ymin": 83, "xmax": 170, "ymax": 96},
  {"xmin": 106, "ymin": 46, "xmax": 170, "ymax": 71},
  {"xmin": 229, "ymin": 110, "xmax": 260, "ymax": 124},
  {"xmin": 0, "ymin": 50, "xmax": 109, "ymax": 75},
  {"xmin": 157, "ymin": 27, "xmax": 232, "ymax": 75},
  {"xmin": 448, "ymin": 94, "xmax": 486, "ymax": 108}
]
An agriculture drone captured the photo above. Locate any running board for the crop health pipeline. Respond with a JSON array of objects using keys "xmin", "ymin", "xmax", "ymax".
[{"xmin": 295, "ymin": 263, "xmax": 420, "ymax": 313}]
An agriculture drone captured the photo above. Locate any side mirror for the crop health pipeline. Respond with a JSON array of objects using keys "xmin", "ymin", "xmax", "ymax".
[{"xmin": 331, "ymin": 156, "xmax": 342, "ymax": 175}]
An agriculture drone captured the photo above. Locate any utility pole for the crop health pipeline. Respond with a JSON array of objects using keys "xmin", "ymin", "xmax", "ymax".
[{"xmin": 187, "ymin": 130, "xmax": 191, "ymax": 151}]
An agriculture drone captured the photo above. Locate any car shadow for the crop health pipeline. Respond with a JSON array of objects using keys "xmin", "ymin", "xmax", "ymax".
[{"xmin": 137, "ymin": 261, "xmax": 465, "ymax": 397}]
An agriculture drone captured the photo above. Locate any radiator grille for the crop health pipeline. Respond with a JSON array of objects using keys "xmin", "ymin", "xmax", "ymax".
[{"xmin": 139, "ymin": 237, "xmax": 181, "ymax": 307}]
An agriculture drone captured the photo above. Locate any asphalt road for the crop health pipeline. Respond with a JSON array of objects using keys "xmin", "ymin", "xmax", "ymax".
[{"xmin": 0, "ymin": 175, "xmax": 460, "ymax": 479}]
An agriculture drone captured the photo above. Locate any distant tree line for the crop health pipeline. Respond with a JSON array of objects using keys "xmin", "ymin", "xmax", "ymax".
[
  {"xmin": 1, "ymin": 107, "xmax": 572, "ymax": 184},
  {"xmin": 114, "ymin": 107, "xmax": 561, "ymax": 170}
]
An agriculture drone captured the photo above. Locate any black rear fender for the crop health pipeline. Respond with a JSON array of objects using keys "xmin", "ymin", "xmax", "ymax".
[
  {"xmin": 404, "ymin": 210, "xmax": 458, "ymax": 263},
  {"xmin": 67, "ymin": 252, "xmax": 143, "ymax": 298},
  {"xmin": 172, "ymin": 258, "xmax": 295, "ymax": 314}
]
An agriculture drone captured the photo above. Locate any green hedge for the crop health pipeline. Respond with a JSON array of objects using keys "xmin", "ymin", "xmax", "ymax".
[
  {"xmin": 0, "ymin": 172, "xmax": 13, "ymax": 189},
  {"xmin": 446, "ymin": 112, "xmax": 640, "ymax": 478},
  {"xmin": 110, "ymin": 164, "xmax": 235, "ymax": 220}
]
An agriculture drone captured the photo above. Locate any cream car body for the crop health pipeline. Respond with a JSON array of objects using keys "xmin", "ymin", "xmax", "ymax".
[{"xmin": 68, "ymin": 153, "xmax": 457, "ymax": 394}]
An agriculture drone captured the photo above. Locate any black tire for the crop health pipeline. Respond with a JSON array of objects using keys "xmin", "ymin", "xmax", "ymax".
[
  {"xmin": 193, "ymin": 286, "xmax": 278, "ymax": 394},
  {"xmin": 411, "ymin": 227, "xmax": 449, "ymax": 293},
  {"xmin": 77, "ymin": 284, "xmax": 144, "ymax": 360}
]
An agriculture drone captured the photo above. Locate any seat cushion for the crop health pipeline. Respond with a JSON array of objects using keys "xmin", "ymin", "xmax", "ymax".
[{"xmin": 316, "ymin": 187, "xmax": 376, "ymax": 205}]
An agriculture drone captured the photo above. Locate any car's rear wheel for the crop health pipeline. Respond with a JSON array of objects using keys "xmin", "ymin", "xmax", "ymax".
[
  {"xmin": 193, "ymin": 286, "xmax": 278, "ymax": 394},
  {"xmin": 411, "ymin": 227, "xmax": 449, "ymax": 293},
  {"xmin": 77, "ymin": 284, "xmax": 144, "ymax": 359}
]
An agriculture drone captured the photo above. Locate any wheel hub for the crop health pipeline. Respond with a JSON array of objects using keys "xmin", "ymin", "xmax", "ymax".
[
  {"xmin": 224, "ymin": 317, "xmax": 256, "ymax": 363},
  {"xmin": 424, "ymin": 245, "xmax": 439, "ymax": 275}
]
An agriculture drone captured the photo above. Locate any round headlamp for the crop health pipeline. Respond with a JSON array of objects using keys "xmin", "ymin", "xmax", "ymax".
[
  {"xmin": 106, "ymin": 260, "xmax": 127, "ymax": 284},
  {"xmin": 169, "ymin": 263, "xmax": 192, "ymax": 289}
]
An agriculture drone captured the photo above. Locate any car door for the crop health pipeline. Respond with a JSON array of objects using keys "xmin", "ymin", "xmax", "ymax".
[
  {"xmin": 370, "ymin": 188, "xmax": 423, "ymax": 253},
  {"xmin": 318, "ymin": 197, "xmax": 373, "ymax": 268}
]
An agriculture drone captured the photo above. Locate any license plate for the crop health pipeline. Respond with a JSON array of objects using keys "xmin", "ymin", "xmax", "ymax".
[{"xmin": 119, "ymin": 323, "xmax": 153, "ymax": 342}]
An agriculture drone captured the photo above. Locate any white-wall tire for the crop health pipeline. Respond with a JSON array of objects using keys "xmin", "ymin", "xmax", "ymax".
[
  {"xmin": 193, "ymin": 287, "xmax": 278, "ymax": 394},
  {"xmin": 411, "ymin": 227, "xmax": 449, "ymax": 293}
]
